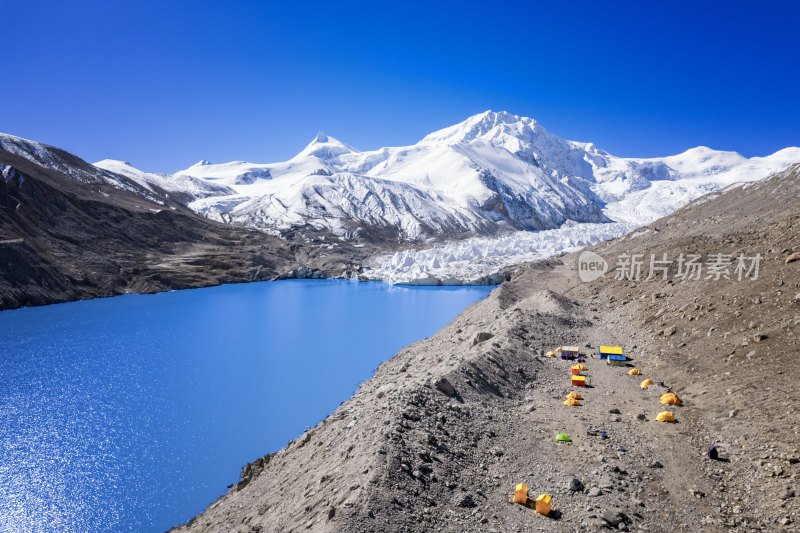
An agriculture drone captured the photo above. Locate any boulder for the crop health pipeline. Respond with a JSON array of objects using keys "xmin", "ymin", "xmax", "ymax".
[
  {"xmin": 434, "ymin": 377, "xmax": 456, "ymax": 397},
  {"xmin": 454, "ymin": 492, "xmax": 476, "ymax": 508},
  {"xmin": 473, "ymin": 332, "xmax": 494, "ymax": 345},
  {"xmin": 569, "ymin": 478, "xmax": 585, "ymax": 492},
  {"xmin": 602, "ymin": 509, "xmax": 629, "ymax": 528}
]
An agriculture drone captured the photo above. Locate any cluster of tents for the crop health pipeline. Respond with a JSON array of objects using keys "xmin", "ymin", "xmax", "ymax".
[
  {"xmin": 556, "ymin": 344, "xmax": 684, "ymax": 422},
  {"xmin": 631, "ymin": 366, "xmax": 682, "ymax": 422},
  {"xmin": 512, "ymin": 483, "xmax": 551, "ymax": 515},
  {"xmin": 563, "ymin": 391, "xmax": 583, "ymax": 407}
]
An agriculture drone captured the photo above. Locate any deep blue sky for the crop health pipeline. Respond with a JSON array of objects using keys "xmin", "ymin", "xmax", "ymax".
[{"xmin": 2, "ymin": 1, "xmax": 798, "ymax": 172}]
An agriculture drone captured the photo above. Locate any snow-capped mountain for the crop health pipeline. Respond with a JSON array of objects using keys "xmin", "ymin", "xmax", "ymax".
[
  {"xmin": 126, "ymin": 111, "xmax": 797, "ymax": 245},
  {"xmin": 94, "ymin": 159, "xmax": 236, "ymax": 204},
  {"xmin": 3, "ymin": 111, "xmax": 800, "ymax": 285}
]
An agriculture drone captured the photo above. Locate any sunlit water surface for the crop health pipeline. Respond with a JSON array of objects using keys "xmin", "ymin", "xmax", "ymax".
[{"xmin": 0, "ymin": 280, "xmax": 493, "ymax": 532}]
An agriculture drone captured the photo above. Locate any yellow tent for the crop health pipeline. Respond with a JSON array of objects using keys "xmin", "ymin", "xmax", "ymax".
[
  {"xmin": 571, "ymin": 375, "xmax": 587, "ymax": 386},
  {"xmin": 628, "ymin": 368, "xmax": 641, "ymax": 375},
  {"xmin": 656, "ymin": 411, "xmax": 676, "ymax": 422},
  {"xmin": 535, "ymin": 493, "xmax": 551, "ymax": 515},
  {"xmin": 546, "ymin": 351, "xmax": 556, "ymax": 358},
  {"xmin": 640, "ymin": 379, "xmax": 654, "ymax": 388},
  {"xmin": 660, "ymin": 392, "xmax": 682, "ymax": 406},
  {"xmin": 599, "ymin": 346, "xmax": 623, "ymax": 355},
  {"xmin": 563, "ymin": 398, "xmax": 582, "ymax": 406},
  {"xmin": 566, "ymin": 391, "xmax": 583, "ymax": 400},
  {"xmin": 513, "ymin": 483, "xmax": 528, "ymax": 504},
  {"xmin": 577, "ymin": 364, "xmax": 588, "ymax": 371}
]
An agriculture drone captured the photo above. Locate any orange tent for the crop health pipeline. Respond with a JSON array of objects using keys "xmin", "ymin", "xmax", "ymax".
[
  {"xmin": 656, "ymin": 411, "xmax": 676, "ymax": 422},
  {"xmin": 628, "ymin": 368, "xmax": 641, "ymax": 375},
  {"xmin": 640, "ymin": 379, "xmax": 654, "ymax": 388},
  {"xmin": 660, "ymin": 392, "xmax": 682, "ymax": 406},
  {"xmin": 535, "ymin": 494, "xmax": 551, "ymax": 515},
  {"xmin": 566, "ymin": 391, "xmax": 583, "ymax": 400},
  {"xmin": 563, "ymin": 398, "xmax": 582, "ymax": 406},
  {"xmin": 513, "ymin": 483, "xmax": 528, "ymax": 504}
]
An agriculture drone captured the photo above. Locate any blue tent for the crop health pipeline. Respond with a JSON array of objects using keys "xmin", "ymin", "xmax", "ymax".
[{"xmin": 607, "ymin": 354, "xmax": 627, "ymax": 366}]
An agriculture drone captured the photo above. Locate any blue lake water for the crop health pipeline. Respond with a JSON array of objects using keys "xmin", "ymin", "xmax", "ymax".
[{"xmin": 0, "ymin": 280, "xmax": 493, "ymax": 533}]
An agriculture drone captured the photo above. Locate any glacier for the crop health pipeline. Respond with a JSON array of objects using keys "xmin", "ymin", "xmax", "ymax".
[{"xmin": 5, "ymin": 110, "xmax": 800, "ymax": 285}]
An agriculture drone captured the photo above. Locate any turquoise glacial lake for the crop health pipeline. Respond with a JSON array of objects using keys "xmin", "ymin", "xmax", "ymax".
[{"xmin": 0, "ymin": 280, "xmax": 493, "ymax": 532}]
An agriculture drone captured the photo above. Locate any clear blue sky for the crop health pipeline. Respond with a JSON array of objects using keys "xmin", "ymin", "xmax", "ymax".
[{"xmin": 2, "ymin": 1, "xmax": 798, "ymax": 172}]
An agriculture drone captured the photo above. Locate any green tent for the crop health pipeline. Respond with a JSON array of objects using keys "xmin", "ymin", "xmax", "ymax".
[{"xmin": 556, "ymin": 432, "xmax": 572, "ymax": 442}]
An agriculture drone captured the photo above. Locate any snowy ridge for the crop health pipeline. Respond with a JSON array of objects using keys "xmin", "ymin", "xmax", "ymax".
[
  {"xmin": 160, "ymin": 111, "xmax": 799, "ymax": 247},
  {"xmin": 94, "ymin": 159, "xmax": 236, "ymax": 201},
  {"xmin": 0, "ymin": 133, "xmax": 110, "ymax": 185},
  {"xmin": 0, "ymin": 133, "xmax": 173, "ymax": 205},
  {"xmin": 4, "ymin": 112, "xmax": 800, "ymax": 284}
]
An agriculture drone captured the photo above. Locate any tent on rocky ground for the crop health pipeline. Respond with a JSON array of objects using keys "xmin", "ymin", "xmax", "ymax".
[
  {"xmin": 660, "ymin": 392, "xmax": 682, "ymax": 406},
  {"xmin": 566, "ymin": 391, "xmax": 583, "ymax": 400},
  {"xmin": 656, "ymin": 411, "xmax": 676, "ymax": 422},
  {"xmin": 535, "ymin": 493, "xmax": 551, "ymax": 515},
  {"xmin": 557, "ymin": 346, "xmax": 580, "ymax": 360},
  {"xmin": 513, "ymin": 483, "xmax": 529, "ymax": 504},
  {"xmin": 571, "ymin": 365, "xmax": 582, "ymax": 375},
  {"xmin": 556, "ymin": 432, "xmax": 572, "ymax": 442},
  {"xmin": 563, "ymin": 398, "xmax": 582, "ymax": 406},
  {"xmin": 546, "ymin": 351, "xmax": 555, "ymax": 358},
  {"xmin": 598, "ymin": 346, "xmax": 623, "ymax": 360},
  {"xmin": 607, "ymin": 354, "xmax": 628, "ymax": 366},
  {"xmin": 571, "ymin": 375, "xmax": 587, "ymax": 387},
  {"xmin": 708, "ymin": 444, "xmax": 719, "ymax": 460},
  {"xmin": 628, "ymin": 368, "xmax": 641, "ymax": 375},
  {"xmin": 640, "ymin": 379, "xmax": 654, "ymax": 388}
]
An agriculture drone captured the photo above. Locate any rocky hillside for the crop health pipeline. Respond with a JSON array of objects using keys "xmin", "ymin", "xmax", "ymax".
[
  {"xmin": 172, "ymin": 164, "xmax": 800, "ymax": 532},
  {"xmin": 0, "ymin": 137, "xmax": 377, "ymax": 310}
]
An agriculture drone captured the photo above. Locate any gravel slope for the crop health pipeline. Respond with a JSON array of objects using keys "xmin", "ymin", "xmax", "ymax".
[{"xmin": 172, "ymin": 164, "xmax": 800, "ymax": 532}]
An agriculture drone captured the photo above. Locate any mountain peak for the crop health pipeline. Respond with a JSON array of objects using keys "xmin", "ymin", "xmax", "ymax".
[
  {"xmin": 420, "ymin": 110, "xmax": 543, "ymax": 146},
  {"xmin": 296, "ymin": 132, "xmax": 357, "ymax": 160}
]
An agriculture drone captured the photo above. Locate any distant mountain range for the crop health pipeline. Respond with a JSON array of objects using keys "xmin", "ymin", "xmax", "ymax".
[
  {"xmin": 87, "ymin": 110, "xmax": 800, "ymax": 241},
  {"xmin": 2, "ymin": 110, "xmax": 799, "ymax": 306}
]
